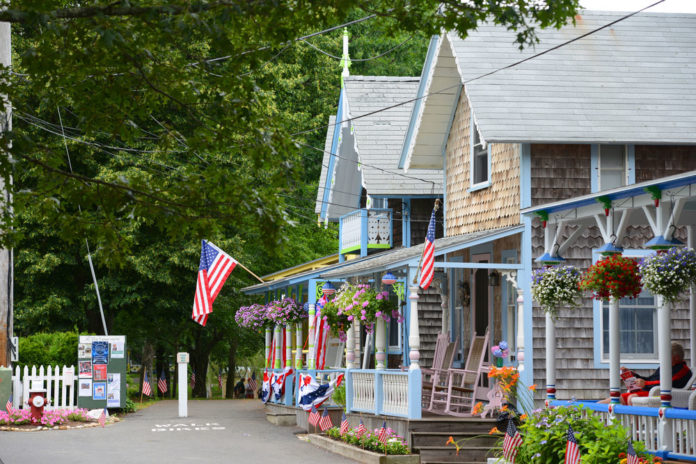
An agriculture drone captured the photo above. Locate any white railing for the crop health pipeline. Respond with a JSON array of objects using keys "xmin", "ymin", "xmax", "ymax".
[
  {"xmin": 339, "ymin": 209, "xmax": 392, "ymax": 255},
  {"xmin": 352, "ymin": 371, "xmax": 376, "ymax": 412},
  {"xmin": 12, "ymin": 365, "xmax": 76, "ymax": 410},
  {"xmin": 382, "ymin": 372, "xmax": 409, "ymax": 416},
  {"xmin": 340, "ymin": 210, "xmax": 362, "ymax": 252}
]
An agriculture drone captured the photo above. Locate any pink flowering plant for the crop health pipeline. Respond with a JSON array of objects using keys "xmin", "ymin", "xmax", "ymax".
[
  {"xmin": 0, "ymin": 407, "xmax": 92, "ymax": 427},
  {"xmin": 235, "ymin": 303, "xmax": 273, "ymax": 330},
  {"xmin": 266, "ymin": 297, "xmax": 306, "ymax": 325},
  {"xmin": 332, "ymin": 283, "xmax": 398, "ymax": 334},
  {"xmin": 326, "ymin": 424, "xmax": 410, "ymax": 455}
]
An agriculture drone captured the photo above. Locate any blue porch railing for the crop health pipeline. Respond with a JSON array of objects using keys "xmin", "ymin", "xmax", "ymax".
[{"xmin": 339, "ymin": 208, "xmax": 393, "ymax": 258}]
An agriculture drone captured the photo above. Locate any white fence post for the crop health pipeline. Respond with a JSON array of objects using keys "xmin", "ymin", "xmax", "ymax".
[{"xmin": 11, "ymin": 364, "xmax": 76, "ymax": 410}]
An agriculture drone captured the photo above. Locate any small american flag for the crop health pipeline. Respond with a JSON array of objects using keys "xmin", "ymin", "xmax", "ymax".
[
  {"xmin": 503, "ymin": 420, "xmax": 523, "ymax": 463},
  {"xmin": 190, "ymin": 371, "xmax": 196, "ymax": 389},
  {"xmin": 98, "ymin": 408, "xmax": 107, "ymax": 428},
  {"xmin": 192, "ymin": 240, "xmax": 237, "ymax": 326},
  {"xmin": 419, "ymin": 205, "xmax": 437, "ymax": 289},
  {"xmin": 378, "ymin": 421, "xmax": 389, "ymax": 445},
  {"xmin": 564, "ymin": 425, "xmax": 581, "ymax": 464},
  {"xmin": 627, "ymin": 440, "xmax": 640, "ymax": 464},
  {"xmin": 142, "ymin": 371, "xmax": 152, "ymax": 397},
  {"xmin": 319, "ymin": 407, "xmax": 333, "ymax": 431},
  {"xmin": 5, "ymin": 394, "xmax": 12, "ymax": 413},
  {"xmin": 248, "ymin": 372, "xmax": 257, "ymax": 391},
  {"xmin": 356, "ymin": 419, "xmax": 367, "ymax": 438},
  {"xmin": 308, "ymin": 405, "xmax": 320, "ymax": 427},
  {"xmin": 158, "ymin": 369, "xmax": 168, "ymax": 394},
  {"xmin": 340, "ymin": 412, "xmax": 350, "ymax": 435}
]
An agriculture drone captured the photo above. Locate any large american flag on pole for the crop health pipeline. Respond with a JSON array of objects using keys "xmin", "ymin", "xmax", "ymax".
[
  {"xmin": 564, "ymin": 425, "xmax": 581, "ymax": 464},
  {"xmin": 419, "ymin": 206, "xmax": 437, "ymax": 290},
  {"xmin": 192, "ymin": 240, "xmax": 238, "ymax": 326},
  {"xmin": 503, "ymin": 420, "xmax": 523, "ymax": 463}
]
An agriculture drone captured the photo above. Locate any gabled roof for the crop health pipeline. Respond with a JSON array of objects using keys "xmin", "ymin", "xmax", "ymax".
[
  {"xmin": 343, "ymin": 76, "xmax": 443, "ymax": 197},
  {"xmin": 315, "ymin": 115, "xmax": 336, "ymax": 215},
  {"xmin": 403, "ymin": 10, "xmax": 696, "ymax": 169}
]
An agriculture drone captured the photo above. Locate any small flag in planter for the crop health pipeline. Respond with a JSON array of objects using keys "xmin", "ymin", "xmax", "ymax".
[
  {"xmin": 319, "ymin": 407, "xmax": 333, "ymax": 431},
  {"xmin": 340, "ymin": 412, "xmax": 350, "ymax": 435},
  {"xmin": 564, "ymin": 425, "xmax": 581, "ymax": 464},
  {"xmin": 627, "ymin": 440, "xmax": 640, "ymax": 464},
  {"xmin": 308, "ymin": 405, "xmax": 320, "ymax": 427},
  {"xmin": 98, "ymin": 408, "xmax": 107, "ymax": 428},
  {"xmin": 142, "ymin": 371, "xmax": 152, "ymax": 397},
  {"xmin": 356, "ymin": 419, "xmax": 367, "ymax": 438},
  {"xmin": 158, "ymin": 369, "xmax": 168, "ymax": 394},
  {"xmin": 503, "ymin": 420, "xmax": 523, "ymax": 463},
  {"xmin": 378, "ymin": 421, "xmax": 389, "ymax": 445},
  {"xmin": 6, "ymin": 394, "xmax": 12, "ymax": 413}
]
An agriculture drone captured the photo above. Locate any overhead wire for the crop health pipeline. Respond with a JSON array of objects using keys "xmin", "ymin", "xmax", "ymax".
[{"xmin": 299, "ymin": 35, "xmax": 414, "ymax": 62}]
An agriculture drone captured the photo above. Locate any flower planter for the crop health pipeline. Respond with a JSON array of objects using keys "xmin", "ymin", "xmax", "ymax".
[
  {"xmin": 308, "ymin": 433, "xmax": 419, "ymax": 464},
  {"xmin": 487, "ymin": 459, "xmax": 509, "ymax": 464}
]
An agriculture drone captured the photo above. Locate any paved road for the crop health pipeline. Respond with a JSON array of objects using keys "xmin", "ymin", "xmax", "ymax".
[{"xmin": 0, "ymin": 400, "xmax": 356, "ymax": 464}]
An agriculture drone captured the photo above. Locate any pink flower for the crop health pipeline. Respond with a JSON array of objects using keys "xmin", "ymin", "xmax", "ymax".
[
  {"xmin": 376, "ymin": 311, "xmax": 382, "ymax": 318},
  {"xmin": 347, "ymin": 315, "xmax": 353, "ymax": 321},
  {"xmin": 362, "ymin": 301, "xmax": 369, "ymax": 308}
]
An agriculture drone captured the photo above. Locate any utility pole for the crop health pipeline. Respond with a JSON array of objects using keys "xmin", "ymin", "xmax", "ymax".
[{"xmin": 0, "ymin": 20, "xmax": 12, "ymax": 367}]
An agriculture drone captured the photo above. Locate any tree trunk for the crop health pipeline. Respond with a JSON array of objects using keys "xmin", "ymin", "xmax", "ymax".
[
  {"xmin": 191, "ymin": 350, "xmax": 210, "ymax": 398},
  {"xmin": 225, "ymin": 337, "xmax": 238, "ymax": 399}
]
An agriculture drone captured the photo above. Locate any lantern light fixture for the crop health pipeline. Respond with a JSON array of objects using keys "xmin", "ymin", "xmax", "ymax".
[
  {"xmin": 322, "ymin": 281, "xmax": 336, "ymax": 296},
  {"xmin": 381, "ymin": 271, "xmax": 397, "ymax": 286}
]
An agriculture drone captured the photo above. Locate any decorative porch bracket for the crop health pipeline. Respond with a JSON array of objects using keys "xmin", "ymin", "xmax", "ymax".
[
  {"xmin": 536, "ymin": 220, "xmax": 586, "ymax": 264},
  {"xmin": 642, "ymin": 196, "xmax": 686, "ymax": 246},
  {"xmin": 593, "ymin": 208, "xmax": 632, "ymax": 253}
]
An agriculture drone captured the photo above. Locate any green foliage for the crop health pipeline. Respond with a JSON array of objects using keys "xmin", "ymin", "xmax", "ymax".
[
  {"xmin": 513, "ymin": 406, "xmax": 655, "ymax": 463},
  {"xmin": 332, "ymin": 384, "xmax": 346, "ymax": 408},
  {"xmin": 17, "ymin": 331, "xmax": 80, "ymax": 369},
  {"xmin": 121, "ymin": 398, "xmax": 136, "ymax": 414},
  {"xmin": 325, "ymin": 425, "xmax": 410, "ymax": 455}
]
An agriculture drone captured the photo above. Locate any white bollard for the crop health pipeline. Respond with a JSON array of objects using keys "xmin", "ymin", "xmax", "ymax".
[{"xmin": 177, "ymin": 352, "xmax": 189, "ymax": 418}]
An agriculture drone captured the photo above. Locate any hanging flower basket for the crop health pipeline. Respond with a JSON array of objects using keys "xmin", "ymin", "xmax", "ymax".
[
  {"xmin": 579, "ymin": 254, "xmax": 642, "ymax": 300},
  {"xmin": 266, "ymin": 297, "xmax": 306, "ymax": 325},
  {"xmin": 321, "ymin": 283, "xmax": 398, "ymax": 335},
  {"xmin": 531, "ymin": 265, "xmax": 582, "ymax": 314},
  {"xmin": 235, "ymin": 303, "xmax": 273, "ymax": 330},
  {"xmin": 639, "ymin": 247, "xmax": 696, "ymax": 303},
  {"xmin": 320, "ymin": 298, "xmax": 351, "ymax": 341}
]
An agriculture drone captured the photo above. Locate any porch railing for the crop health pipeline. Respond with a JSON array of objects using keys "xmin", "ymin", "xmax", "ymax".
[
  {"xmin": 556, "ymin": 401, "xmax": 696, "ymax": 460},
  {"xmin": 339, "ymin": 208, "xmax": 392, "ymax": 257}
]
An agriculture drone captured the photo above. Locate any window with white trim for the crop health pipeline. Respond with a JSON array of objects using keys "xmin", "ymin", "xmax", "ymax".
[
  {"xmin": 601, "ymin": 291, "xmax": 657, "ymax": 360},
  {"xmin": 471, "ymin": 119, "xmax": 489, "ymax": 186},
  {"xmin": 598, "ymin": 144, "xmax": 627, "ymax": 190}
]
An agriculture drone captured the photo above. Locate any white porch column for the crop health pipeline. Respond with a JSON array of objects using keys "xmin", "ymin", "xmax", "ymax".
[
  {"xmin": 689, "ymin": 226, "xmax": 696, "ymax": 365},
  {"xmin": 375, "ymin": 318, "xmax": 386, "ymax": 370},
  {"xmin": 285, "ymin": 325, "xmax": 292, "ymax": 369},
  {"xmin": 545, "ymin": 312, "xmax": 556, "ymax": 404},
  {"xmin": 295, "ymin": 322, "xmax": 303, "ymax": 369},
  {"xmin": 264, "ymin": 327, "xmax": 272, "ymax": 369},
  {"xmin": 516, "ymin": 290, "xmax": 525, "ymax": 374},
  {"xmin": 307, "ymin": 304, "xmax": 316, "ymax": 369},
  {"xmin": 274, "ymin": 324, "xmax": 282, "ymax": 369},
  {"xmin": 609, "ymin": 296, "xmax": 621, "ymax": 403},
  {"xmin": 408, "ymin": 285, "xmax": 421, "ymax": 370},
  {"xmin": 346, "ymin": 324, "xmax": 356, "ymax": 369},
  {"xmin": 657, "ymin": 296, "xmax": 673, "ymax": 408},
  {"xmin": 353, "ymin": 320, "xmax": 361, "ymax": 366}
]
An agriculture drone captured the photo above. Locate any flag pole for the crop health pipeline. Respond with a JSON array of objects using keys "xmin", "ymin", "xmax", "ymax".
[
  {"xmin": 236, "ymin": 261, "xmax": 265, "ymax": 283},
  {"xmin": 412, "ymin": 199, "xmax": 440, "ymax": 284}
]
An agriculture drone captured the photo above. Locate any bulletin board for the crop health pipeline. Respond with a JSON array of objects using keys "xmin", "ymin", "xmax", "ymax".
[{"xmin": 77, "ymin": 335, "xmax": 127, "ymax": 409}]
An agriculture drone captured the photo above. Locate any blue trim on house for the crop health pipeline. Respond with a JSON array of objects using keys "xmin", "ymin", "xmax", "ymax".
[
  {"xmin": 590, "ymin": 144, "xmax": 599, "ymax": 193},
  {"xmin": 592, "ymin": 248, "xmax": 658, "ymax": 369},
  {"xmin": 320, "ymin": 88, "xmax": 345, "ymax": 221},
  {"xmin": 360, "ymin": 208, "xmax": 368, "ymax": 257},
  {"xmin": 402, "ymin": 199, "xmax": 411, "ymax": 248},
  {"xmin": 520, "ymin": 144, "xmax": 532, "ymax": 209},
  {"xmin": 399, "ymin": 35, "xmax": 440, "ymax": 169},
  {"xmin": 519, "ymin": 141, "xmax": 534, "ymax": 388},
  {"xmin": 501, "ymin": 249, "xmax": 517, "ymax": 364},
  {"xmin": 627, "ymin": 144, "xmax": 636, "ymax": 184}
]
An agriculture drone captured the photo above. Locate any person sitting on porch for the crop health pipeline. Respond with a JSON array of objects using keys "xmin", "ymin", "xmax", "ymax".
[{"xmin": 599, "ymin": 343, "xmax": 691, "ymax": 405}]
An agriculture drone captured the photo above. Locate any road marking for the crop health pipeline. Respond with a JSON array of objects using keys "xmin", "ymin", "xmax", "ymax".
[{"xmin": 151, "ymin": 422, "xmax": 226, "ymax": 432}]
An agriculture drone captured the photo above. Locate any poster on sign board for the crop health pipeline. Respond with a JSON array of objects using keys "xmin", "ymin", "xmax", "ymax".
[
  {"xmin": 93, "ymin": 364, "xmax": 107, "ymax": 381},
  {"xmin": 93, "ymin": 382, "xmax": 106, "ymax": 400},
  {"xmin": 79, "ymin": 361, "xmax": 92, "ymax": 378},
  {"xmin": 79, "ymin": 379, "xmax": 92, "ymax": 397},
  {"xmin": 110, "ymin": 337, "xmax": 125, "ymax": 358},
  {"xmin": 92, "ymin": 341, "xmax": 109, "ymax": 364}
]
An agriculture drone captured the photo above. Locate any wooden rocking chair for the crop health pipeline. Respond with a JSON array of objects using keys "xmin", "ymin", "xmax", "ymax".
[
  {"xmin": 420, "ymin": 333, "xmax": 458, "ymax": 409},
  {"xmin": 429, "ymin": 328, "xmax": 490, "ymax": 417}
]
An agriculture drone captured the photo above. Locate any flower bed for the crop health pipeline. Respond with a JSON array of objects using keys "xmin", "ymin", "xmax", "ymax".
[
  {"xmin": 325, "ymin": 424, "xmax": 410, "ymax": 455},
  {"xmin": 0, "ymin": 408, "xmax": 103, "ymax": 430}
]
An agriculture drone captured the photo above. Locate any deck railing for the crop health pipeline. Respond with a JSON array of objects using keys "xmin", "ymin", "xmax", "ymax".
[
  {"xmin": 555, "ymin": 401, "xmax": 696, "ymax": 460},
  {"xmin": 339, "ymin": 208, "xmax": 392, "ymax": 257}
]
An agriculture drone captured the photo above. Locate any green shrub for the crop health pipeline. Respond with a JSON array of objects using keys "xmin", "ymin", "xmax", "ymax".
[
  {"xmin": 121, "ymin": 399, "xmax": 136, "ymax": 414},
  {"xmin": 510, "ymin": 406, "xmax": 658, "ymax": 463},
  {"xmin": 17, "ymin": 331, "xmax": 80, "ymax": 369},
  {"xmin": 332, "ymin": 384, "xmax": 346, "ymax": 408}
]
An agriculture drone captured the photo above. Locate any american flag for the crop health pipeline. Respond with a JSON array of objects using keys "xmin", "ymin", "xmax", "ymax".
[
  {"xmin": 5, "ymin": 394, "xmax": 12, "ymax": 413},
  {"xmin": 319, "ymin": 407, "xmax": 333, "ymax": 431},
  {"xmin": 308, "ymin": 405, "xmax": 320, "ymax": 427},
  {"xmin": 340, "ymin": 412, "xmax": 350, "ymax": 435},
  {"xmin": 378, "ymin": 421, "xmax": 389, "ymax": 445},
  {"xmin": 158, "ymin": 369, "xmax": 168, "ymax": 394},
  {"xmin": 142, "ymin": 371, "xmax": 152, "ymax": 397},
  {"xmin": 419, "ymin": 206, "xmax": 437, "ymax": 290},
  {"xmin": 218, "ymin": 370, "xmax": 223, "ymax": 392},
  {"xmin": 98, "ymin": 408, "xmax": 107, "ymax": 428},
  {"xmin": 192, "ymin": 240, "xmax": 237, "ymax": 326},
  {"xmin": 564, "ymin": 425, "xmax": 581, "ymax": 464},
  {"xmin": 356, "ymin": 419, "xmax": 367, "ymax": 438},
  {"xmin": 190, "ymin": 370, "xmax": 196, "ymax": 389},
  {"xmin": 503, "ymin": 420, "xmax": 523, "ymax": 463},
  {"xmin": 627, "ymin": 440, "xmax": 640, "ymax": 464},
  {"xmin": 248, "ymin": 372, "xmax": 257, "ymax": 391}
]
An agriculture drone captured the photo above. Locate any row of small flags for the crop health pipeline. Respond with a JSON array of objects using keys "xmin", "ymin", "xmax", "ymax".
[
  {"xmin": 503, "ymin": 420, "xmax": 640, "ymax": 464},
  {"xmin": 307, "ymin": 406, "xmax": 389, "ymax": 445}
]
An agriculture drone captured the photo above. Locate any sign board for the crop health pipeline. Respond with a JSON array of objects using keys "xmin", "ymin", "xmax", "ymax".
[
  {"xmin": 10, "ymin": 336, "xmax": 18, "ymax": 362},
  {"xmin": 177, "ymin": 353, "xmax": 189, "ymax": 364},
  {"xmin": 77, "ymin": 335, "xmax": 127, "ymax": 410}
]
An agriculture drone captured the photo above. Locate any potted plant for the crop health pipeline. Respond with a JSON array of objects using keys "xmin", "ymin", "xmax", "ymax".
[
  {"xmin": 531, "ymin": 265, "xmax": 583, "ymax": 315},
  {"xmin": 639, "ymin": 247, "xmax": 696, "ymax": 303},
  {"xmin": 579, "ymin": 254, "xmax": 642, "ymax": 301}
]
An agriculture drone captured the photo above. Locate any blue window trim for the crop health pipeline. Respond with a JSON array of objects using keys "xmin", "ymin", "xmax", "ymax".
[
  {"xmin": 468, "ymin": 113, "xmax": 492, "ymax": 192},
  {"xmin": 590, "ymin": 144, "xmax": 635, "ymax": 194},
  {"xmin": 592, "ymin": 248, "xmax": 658, "ymax": 369}
]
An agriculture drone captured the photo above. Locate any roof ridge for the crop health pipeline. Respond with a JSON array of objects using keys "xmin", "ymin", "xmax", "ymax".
[{"xmin": 344, "ymin": 75, "xmax": 419, "ymax": 82}]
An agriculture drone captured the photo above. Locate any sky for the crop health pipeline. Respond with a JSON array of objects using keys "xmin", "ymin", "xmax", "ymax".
[{"xmin": 580, "ymin": 0, "xmax": 696, "ymax": 13}]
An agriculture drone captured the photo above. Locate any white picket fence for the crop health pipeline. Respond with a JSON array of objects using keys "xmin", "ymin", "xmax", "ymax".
[{"xmin": 10, "ymin": 365, "xmax": 76, "ymax": 410}]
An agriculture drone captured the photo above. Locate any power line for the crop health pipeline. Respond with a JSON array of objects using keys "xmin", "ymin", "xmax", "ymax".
[{"xmin": 299, "ymin": 35, "xmax": 414, "ymax": 62}]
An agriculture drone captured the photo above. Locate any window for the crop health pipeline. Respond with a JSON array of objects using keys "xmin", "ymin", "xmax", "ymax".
[
  {"xmin": 601, "ymin": 291, "xmax": 657, "ymax": 360},
  {"xmin": 469, "ymin": 117, "xmax": 490, "ymax": 189},
  {"xmin": 598, "ymin": 145, "xmax": 627, "ymax": 190}
]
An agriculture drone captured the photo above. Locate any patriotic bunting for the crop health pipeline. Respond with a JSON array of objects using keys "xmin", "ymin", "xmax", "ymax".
[{"xmin": 297, "ymin": 372, "xmax": 344, "ymax": 411}]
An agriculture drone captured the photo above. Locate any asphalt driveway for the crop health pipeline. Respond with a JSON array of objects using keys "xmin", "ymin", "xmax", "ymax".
[{"xmin": 0, "ymin": 400, "xmax": 356, "ymax": 464}]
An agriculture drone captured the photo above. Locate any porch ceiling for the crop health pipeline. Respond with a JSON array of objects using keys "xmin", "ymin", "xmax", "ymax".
[{"xmin": 319, "ymin": 225, "xmax": 522, "ymax": 280}]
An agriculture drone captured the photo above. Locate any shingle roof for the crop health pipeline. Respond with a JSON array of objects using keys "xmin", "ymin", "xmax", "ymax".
[
  {"xmin": 451, "ymin": 11, "xmax": 696, "ymax": 144},
  {"xmin": 343, "ymin": 76, "xmax": 443, "ymax": 196},
  {"xmin": 315, "ymin": 115, "xmax": 336, "ymax": 215}
]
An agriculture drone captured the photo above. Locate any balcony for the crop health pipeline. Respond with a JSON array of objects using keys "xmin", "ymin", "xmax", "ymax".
[{"xmin": 339, "ymin": 208, "xmax": 392, "ymax": 257}]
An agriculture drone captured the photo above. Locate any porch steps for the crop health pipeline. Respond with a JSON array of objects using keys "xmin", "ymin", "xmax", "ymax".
[{"xmin": 409, "ymin": 418, "xmax": 498, "ymax": 464}]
